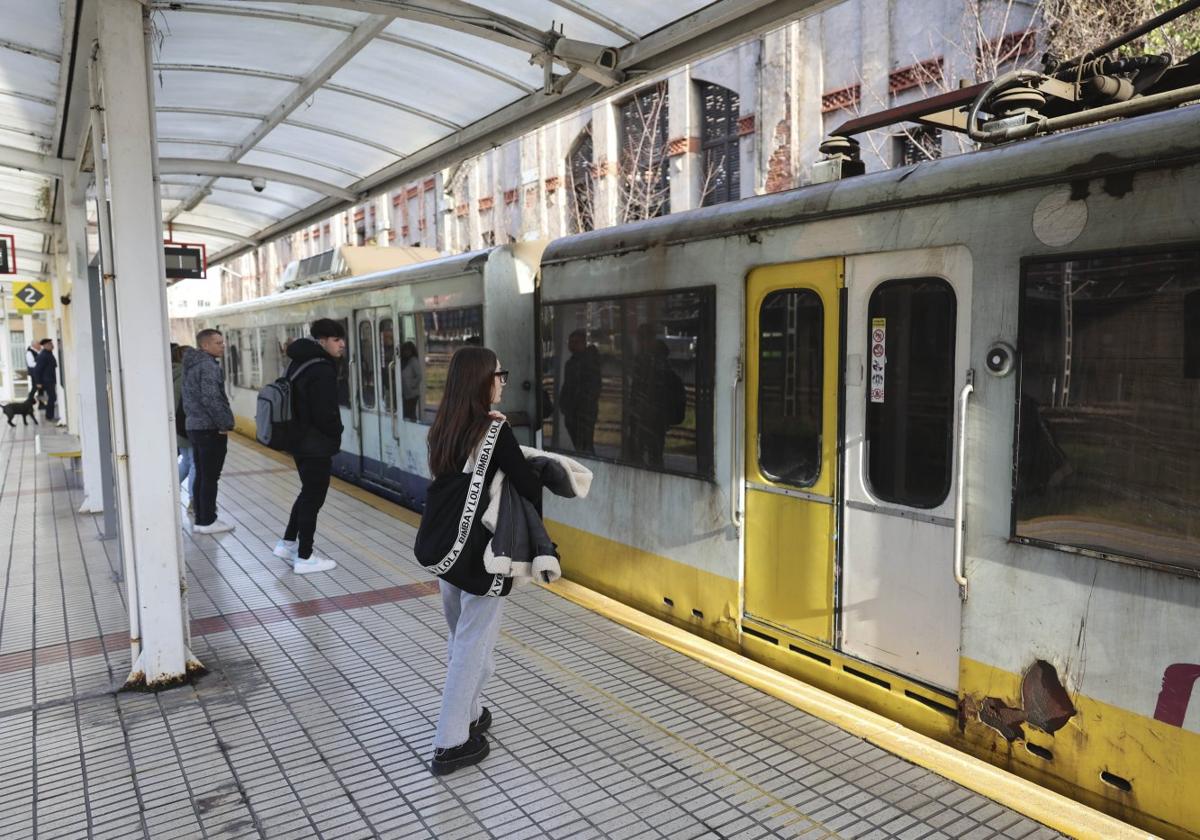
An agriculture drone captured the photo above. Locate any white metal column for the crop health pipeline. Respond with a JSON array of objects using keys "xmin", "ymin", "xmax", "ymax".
[
  {"xmin": 94, "ymin": 0, "xmax": 198, "ymax": 686},
  {"xmin": 0, "ymin": 291, "xmax": 12, "ymax": 402},
  {"xmin": 64, "ymin": 177, "xmax": 105, "ymax": 514}
]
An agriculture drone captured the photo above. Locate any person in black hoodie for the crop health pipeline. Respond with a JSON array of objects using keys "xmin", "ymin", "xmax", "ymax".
[{"xmin": 272, "ymin": 319, "xmax": 346, "ymax": 574}]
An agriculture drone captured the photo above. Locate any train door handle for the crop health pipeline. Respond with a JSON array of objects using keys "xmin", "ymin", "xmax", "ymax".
[
  {"xmin": 731, "ymin": 356, "xmax": 744, "ymax": 532},
  {"xmin": 953, "ymin": 369, "xmax": 974, "ymax": 599}
]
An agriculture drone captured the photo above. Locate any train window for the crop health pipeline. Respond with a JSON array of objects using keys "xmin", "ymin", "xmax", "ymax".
[
  {"xmin": 540, "ymin": 287, "xmax": 715, "ymax": 478},
  {"xmin": 865, "ymin": 278, "xmax": 956, "ymax": 508},
  {"xmin": 358, "ymin": 320, "xmax": 376, "ymax": 409},
  {"xmin": 399, "ymin": 314, "xmax": 419, "ymax": 420},
  {"xmin": 379, "ymin": 318, "xmax": 396, "ymax": 412},
  {"xmin": 421, "ymin": 307, "xmax": 483, "ymax": 422},
  {"xmin": 335, "ymin": 318, "xmax": 350, "ymax": 408},
  {"xmin": 237, "ymin": 328, "xmax": 261, "ymax": 389},
  {"xmin": 224, "ymin": 329, "xmax": 241, "ymax": 387},
  {"xmin": 757, "ymin": 290, "xmax": 822, "ymax": 487},
  {"xmin": 1016, "ymin": 249, "xmax": 1200, "ymax": 572}
]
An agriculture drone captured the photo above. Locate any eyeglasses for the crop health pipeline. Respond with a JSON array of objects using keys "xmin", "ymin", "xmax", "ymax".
[{"xmin": 494, "ymin": 370, "xmax": 509, "ymax": 385}]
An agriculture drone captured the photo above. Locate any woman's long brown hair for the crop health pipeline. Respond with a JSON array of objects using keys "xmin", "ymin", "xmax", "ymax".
[{"xmin": 427, "ymin": 346, "xmax": 498, "ymax": 477}]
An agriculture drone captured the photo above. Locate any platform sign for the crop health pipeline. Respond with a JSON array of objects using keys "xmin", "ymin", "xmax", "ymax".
[
  {"xmin": 164, "ymin": 242, "xmax": 207, "ymax": 280},
  {"xmin": 0, "ymin": 234, "xmax": 15, "ymax": 274},
  {"xmin": 12, "ymin": 280, "xmax": 52, "ymax": 314}
]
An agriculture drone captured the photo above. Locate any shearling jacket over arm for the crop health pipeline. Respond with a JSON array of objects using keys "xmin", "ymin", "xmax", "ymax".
[{"xmin": 481, "ymin": 448, "xmax": 591, "ymax": 583}]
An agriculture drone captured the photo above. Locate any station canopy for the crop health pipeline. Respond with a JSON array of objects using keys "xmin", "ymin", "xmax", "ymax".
[{"xmin": 0, "ymin": 0, "xmax": 822, "ymax": 274}]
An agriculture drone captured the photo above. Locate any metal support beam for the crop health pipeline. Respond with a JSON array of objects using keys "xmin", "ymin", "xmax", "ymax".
[
  {"xmin": 0, "ymin": 216, "xmax": 61, "ymax": 236},
  {"xmin": 0, "ymin": 287, "xmax": 12, "ymax": 401},
  {"xmin": 158, "ymin": 158, "xmax": 359, "ymax": 201},
  {"xmin": 165, "ymin": 13, "xmax": 395, "ymax": 222},
  {"xmin": 0, "ymin": 143, "xmax": 63, "ymax": 178},
  {"xmin": 165, "ymin": 222, "xmax": 258, "ymax": 247},
  {"xmin": 95, "ymin": 0, "xmax": 195, "ymax": 688},
  {"xmin": 63, "ymin": 174, "xmax": 107, "ymax": 515},
  {"xmin": 282, "ymin": 0, "xmax": 548, "ymax": 53}
]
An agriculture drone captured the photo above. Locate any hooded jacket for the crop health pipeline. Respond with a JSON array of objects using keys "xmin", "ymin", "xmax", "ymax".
[
  {"xmin": 286, "ymin": 337, "xmax": 343, "ymax": 458},
  {"xmin": 181, "ymin": 346, "xmax": 234, "ymax": 432}
]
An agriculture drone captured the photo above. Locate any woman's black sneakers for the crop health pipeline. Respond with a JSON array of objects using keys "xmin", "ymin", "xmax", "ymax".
[
  {"xmin": 469, "ymin": 707, "xmax": 492, "ymax": 738},
  {"xmin": 430, "ymin": 734, "xmax": 489, "ymax": 776}
]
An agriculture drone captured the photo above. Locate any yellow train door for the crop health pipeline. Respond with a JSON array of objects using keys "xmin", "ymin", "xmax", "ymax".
[{"xmin": 743, "ymin": 259, "xmax": 841, "ymax": 643}]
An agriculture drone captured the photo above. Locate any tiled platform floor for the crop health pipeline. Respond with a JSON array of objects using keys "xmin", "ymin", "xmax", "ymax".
[{"xmin": 0, "ymin": 422, "xmax": 1066, "ymax": 840}]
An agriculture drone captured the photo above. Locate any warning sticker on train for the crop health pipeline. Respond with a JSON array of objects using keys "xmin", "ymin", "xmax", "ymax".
[{"xmin": 870, "ymin": 318, "xmax": 886, "ymax": 403}]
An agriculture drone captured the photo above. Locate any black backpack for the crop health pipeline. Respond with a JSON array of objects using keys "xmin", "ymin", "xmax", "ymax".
[
  {"xmin": 414, "ymin": 420, "xmax": 507, "ymax": 596},
  {"xmin": 255, "ymin": 359, "xmax": 321, "ymax": 451}
]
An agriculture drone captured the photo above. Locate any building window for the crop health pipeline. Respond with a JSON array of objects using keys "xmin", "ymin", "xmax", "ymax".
[
  {"xmin": 420, "ymin": 307, "xmax": 483, "ymax": 422},
  {"xmin": 893, "ymin": 127, "xmax": 942, "ymax": 167},
  {"xmin": 865, "ymin": 278, "xmax": 957, "ymax": 508},
  {"xmin": 699, "ymin": 82, "xmax": 741, "ymax": 206},
  {"xmin": 618, "ymin": 83, "xmax": 670, "ymax": 221},
  {"xmin": 1016, "ymin": 249, "xmax": 1200, "ymax": 572},
  {"xmin": 757, "ymin": 290, "xmax": 823, "ymax": 486},
  {"xmin": 567, "ymin": 122, "xmax": 595, "ymax": 233},
  {"xmin": 540, "ymin": 287, "xmax": 715, "ymax": 478}
]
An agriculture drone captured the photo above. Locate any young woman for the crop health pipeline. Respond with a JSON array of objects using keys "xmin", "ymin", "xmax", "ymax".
[{"xmin": 423, "ymin": 346, "xmax": 543, "ymax": 775}]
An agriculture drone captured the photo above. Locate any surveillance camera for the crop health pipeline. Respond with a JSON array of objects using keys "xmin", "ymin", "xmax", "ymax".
[
  {"xmin": 550, "ymin": 37, "xmax": 623, "ymax": 86},
  {"xmin": 251, "ymin": 177, "xmax": 266, "ymax": 193}
]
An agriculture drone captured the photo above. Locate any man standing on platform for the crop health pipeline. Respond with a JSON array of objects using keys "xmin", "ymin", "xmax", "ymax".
[
  {"xmin": 182, "ymin": 329, "xmax": 236, "ymax": 534},
  {"xmin": 33, "ymin": 338, "xmax": 58, "ymax": 422},
  {"xmin": 273, "ymin": 318, "xmax": 345, "ymax": 574}
]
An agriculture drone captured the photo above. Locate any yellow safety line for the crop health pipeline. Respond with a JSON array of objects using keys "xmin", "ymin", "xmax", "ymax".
[{"xmin": 231, "ymin": 430, "xmax": 1150, "ymax": 840}]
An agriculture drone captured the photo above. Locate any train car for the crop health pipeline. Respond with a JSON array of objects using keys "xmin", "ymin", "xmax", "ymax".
[
  {"xmin": 198, "ymin": 94, "xmax": 1200, "ymax": 838},
  {"xmin": 535, "ymin": 102, "xmax": 1200, "ymax": 837},
  {"xmin": 201, "ymin": 243, "xmax": 544, "ymax": 508}
]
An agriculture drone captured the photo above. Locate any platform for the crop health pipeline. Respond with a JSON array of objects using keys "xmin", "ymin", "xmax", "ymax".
[{"xmin": 0, "ymin": 423, "xmax": 1068, "ymax": 840}]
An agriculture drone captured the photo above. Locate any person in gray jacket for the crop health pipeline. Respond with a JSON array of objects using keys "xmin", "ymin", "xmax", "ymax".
[{"xmin": 182, "ymin": 329, "xmax": 236, "ymax": 534}]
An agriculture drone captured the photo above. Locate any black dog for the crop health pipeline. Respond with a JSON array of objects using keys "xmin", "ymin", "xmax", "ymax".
[{"xmin": 3, "ymin": 392, "xmax": 39, "ymax": 427}]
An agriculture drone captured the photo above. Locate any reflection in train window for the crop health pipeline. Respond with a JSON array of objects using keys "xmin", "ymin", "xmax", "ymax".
[
  {"xmin": 865, "ymin": 278, "xmax": 956, "ymax": 508},
  {"xmin": 335, "ymin": 318, "xmax": 350, "ymax": 408},
  {"xmin": 421, "ymin": 307, "xmax": 483, "ymax": 422},
  {"xmin": 379, "ymin": 318, "xmax": 396, "ymax": 412},
  {"xmin": 540, "ymin": 288, "xmax": 715, "ymax": 478},
  {"xmin": 758, "ymin": 290, "xmax": 822, "ymax": 487},
  {"xmin": 358, "ymin": 320, "xmax": 376, "ymax": 409},
  {"xmin": 1017, "ymin": 249, "xmax": 1200, "ymax": 572},
  {"xmin": 232, "ymin": 328, "xmax": 261, "ymax": 390},
  {"xmin": 399, "ymin": 314, "xmax": 419, "ymax": 420},
  {"xmin": 225, "ymin": 329, "xmax": 242, "ymax": 387}
]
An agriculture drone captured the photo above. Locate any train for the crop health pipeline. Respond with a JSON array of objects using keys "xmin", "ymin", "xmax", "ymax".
[{"xmin": 201, "ymin": 97, "xmax": 1200, "ymax": 836}]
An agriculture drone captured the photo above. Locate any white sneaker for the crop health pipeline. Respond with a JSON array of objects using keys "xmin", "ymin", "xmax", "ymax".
[
  {"xmin": 293, "ymin": 555, "xmax": 337, "ymax": 575},
  {"xmin": 193, "ymin": 519, "xmax": 236, "ymax": 534},
  {"xmin": 273, "ymin": 539, "xmax": 299, "ymax": 561}
]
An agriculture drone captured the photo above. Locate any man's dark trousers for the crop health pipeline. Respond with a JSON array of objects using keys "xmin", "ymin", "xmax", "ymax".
[
  {"xmin": 42, "ymin": 384, "xmax": 57, "ymax": 421},
  {"xmin": 188, "ymin": 430, "xmax": 228, "ymax": 526},
  {"xmin": 284, "ymin": 455, "xmax": 332, "ymax": 559}
]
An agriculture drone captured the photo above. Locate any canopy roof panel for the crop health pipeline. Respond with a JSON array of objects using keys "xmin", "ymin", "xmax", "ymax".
[{"xmin": 0, "ymin": 0, "xmax": 827, "ymax": 275}]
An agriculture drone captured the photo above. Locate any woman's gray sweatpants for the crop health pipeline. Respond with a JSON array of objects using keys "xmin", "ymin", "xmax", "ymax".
[{"xmin": 433, "ymin": 579, "xmax": 505, "ymax": 749}]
